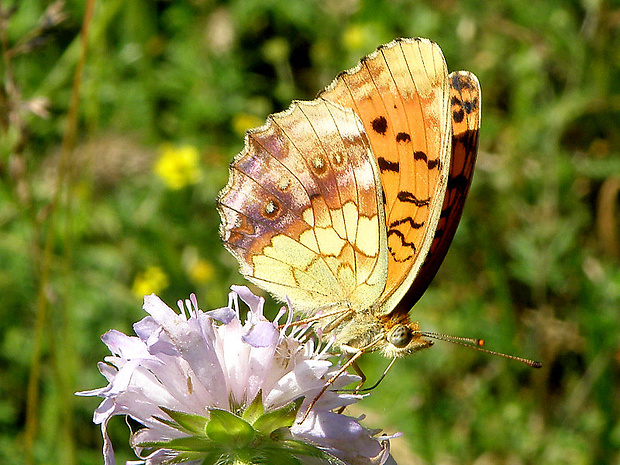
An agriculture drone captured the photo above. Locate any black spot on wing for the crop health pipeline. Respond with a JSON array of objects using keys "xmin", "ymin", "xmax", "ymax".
[
  {"xmin": 371, "ymin": 116, "xmax": 388, "ymax": 135},
  {"xmin": 378, "ymin": 157, "xmax": 399, "ymax": 173},
  {"xmin": 463, "ymin": 97, "xmax": 479, "ymax": 114},
  {"xmin": 414, "ymin": 150, "xmax": 440, "ymax": 170},
  {"xmin": 451, "ymin": 73, "xmax": 472, "ymax": 90},
  {"xmin": 396, "ymin": 132, "xmax": 411, "ymax": 143},
  {"xmin": 448, "ymin": 173, "xmax": 469, "ymax": 190},
  {"xmin": 453, "ymin": 108, "xmax": 465, "ymax": 123},
  {"xmin": 440, "ymin": 205, "xmax": 453, "ymax": 219},
  {"xmin": 263, "ymin": 199, "xmax": 280, "ymax": 219},
  {"xmin": 414, "ymin": 151, "xmax": 427, "ymax": 162}
]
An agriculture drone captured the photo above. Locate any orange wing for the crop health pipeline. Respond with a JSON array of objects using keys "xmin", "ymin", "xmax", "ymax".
[
  {"xmin": 393, "ymin": 71, "xmax": 481, "ymax": 313},
  {"xmin": 319, "ymin": 38, "xmax": 452, "ymax": 314}
]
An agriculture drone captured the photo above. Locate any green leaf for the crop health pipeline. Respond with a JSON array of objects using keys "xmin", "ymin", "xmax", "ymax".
[
  {"xmin": 256, "ymin": 449, "xmax": 302, "ymax": 465},
  {"xmin": 153, "ymin": 415, "xmax": 181, "ymax": 431},
  {"xmin": 206, "ymin": 408, "xmax": 255, "ymax": 447},
  {"xmin": 252, "ymin": 397, "xmax": 303, "ymax": 435},
  {"xmin": 260, "ymin": 437, "xmax": 345, "ymax": 464},
  {"xmin": 269, "ymin": 427, "xmax": 294, "ymax": 442},
  {"xmin": 278, "ymin": 439, "xmax": 328, "ymax": 459},
  {"xmin": 136, "ymin": 436, "xmax": 213, "ymax": 452},
  {"xmin": 166, "ymin": 450, "xmax": 217, "ymax": 463},
  {"xmin": 242, "ymin": 391, "xmax": 264, "ymax": 424},
  {"xmin": 159, "ymin": 407, "xmax": 209, "ymax": 436}
]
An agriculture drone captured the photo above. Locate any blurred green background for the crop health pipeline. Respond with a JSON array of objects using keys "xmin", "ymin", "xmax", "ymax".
[{"xmin": 1, "ymin": 0, "xmax": 619, "ymax": 464}]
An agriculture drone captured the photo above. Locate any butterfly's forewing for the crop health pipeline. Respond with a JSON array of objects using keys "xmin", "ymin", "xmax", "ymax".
[
  {"xmin": 319, "ymin": 38, "xmax": 452, "ymax": 315},
  {"xmin": 218, "ymin": 99, "xmax": 388, "ymax": 315},
  {"xmin": 393, "ymin": 71, "xmax": 481, "ymax": 313}
]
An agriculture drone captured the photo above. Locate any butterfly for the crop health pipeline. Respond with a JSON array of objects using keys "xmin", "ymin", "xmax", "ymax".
[{"xmin": 218, "ymin": 38, "xmax": 480, "ymax": 360}]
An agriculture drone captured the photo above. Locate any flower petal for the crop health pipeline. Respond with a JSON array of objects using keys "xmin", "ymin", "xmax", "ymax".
[{"xmin": 243, "ymin": 320, "xmax": 279, "ymax": 348}]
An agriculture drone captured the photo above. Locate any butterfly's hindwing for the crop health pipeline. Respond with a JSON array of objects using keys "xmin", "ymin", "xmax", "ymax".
[{"xmin": 218, "ymin": 99, "xmax": 388, "ymax": 314}]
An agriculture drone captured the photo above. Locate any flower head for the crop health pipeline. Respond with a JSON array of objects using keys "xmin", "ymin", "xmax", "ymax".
[
  {"xmin": 187, "ymin": 258, "xmax": 214, "ymax": 284},
  {"xmin": 154, "ymin": 143, "xmax": 202, "ymax": 190},
  {"xmin": 131, "ymin": 266, "xmax": 169, "ymax": 298},
  {"xmin": 78, "ymin": 286, "xmax": 393, "ymax": 465}
]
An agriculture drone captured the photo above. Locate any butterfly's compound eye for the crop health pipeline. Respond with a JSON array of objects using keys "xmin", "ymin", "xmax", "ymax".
[{"xmin": 388, "ymin": 324, "xmax": 413, "ymax": 348}]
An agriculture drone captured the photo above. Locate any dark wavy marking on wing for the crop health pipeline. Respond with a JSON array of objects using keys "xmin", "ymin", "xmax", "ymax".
[
  {"xmin": 397, "ymin": 191, "xmax": 431, "ymax": 206},
  {"xmin": 387, "ymin": 228, "xmax": 417, "ymax": 258},
  {"xmin": 389, "ymin": 217, "xmax": 425, "ymax": 229}
]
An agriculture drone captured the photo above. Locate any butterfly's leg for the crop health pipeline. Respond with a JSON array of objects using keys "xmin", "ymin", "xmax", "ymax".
[
  {"xmin": 299, "ymin": 348, "xmax": 365, "ymax": 423},
  {"xmin": 338, "ymin": 344, "xmax": 367, "ymax": 389},
  {"xmin": 321, "ymin": 309, "xmax": 355, "ymax": 334},
  {"xmin": 350, "ymin": 358, "xmax": 367, "ymax": 389},
  {"xmin": 336, "ymin": 355, "xmax": 397, "ymax": 396},
  {"xmin": 335, "ymin": 356, "xmax": 366, "ymax": 414}
]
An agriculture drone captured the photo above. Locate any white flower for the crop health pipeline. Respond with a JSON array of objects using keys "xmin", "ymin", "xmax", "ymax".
[{"xmin": 78, "ymin": 286, "xmax": 393, "ymax": 465}]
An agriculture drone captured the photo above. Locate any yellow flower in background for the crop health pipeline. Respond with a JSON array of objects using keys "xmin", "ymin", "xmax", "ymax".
[
  {"xmin": 188, "ymin": 258, "xmax": 215, "ymax": 284},
  {"xmin": 132, "ymin": 266, "xmax": 169, "ymax": 298},
  {"xmin": 155, "ymin": 144, "xmax": 203, "ymax": 190},
  {"xmin": 232, "ymin": 113, "xmax": 263, "ymax": 137},
  {"xmin": 343, "ymin": 24, "xmax": 365, "ymax": 50},
  {"xmin": 261, "ymin": 37, "xmax": 290, "ymax": 64}
]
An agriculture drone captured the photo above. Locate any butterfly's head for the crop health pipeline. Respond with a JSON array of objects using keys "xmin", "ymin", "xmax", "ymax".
[
  {"xmin": 380, "ymin": 317, "xmax": 433, "ymax": 358},
  {"xmin": 332, "ymin": 310, "xmax": 432, "ymax": 358}
]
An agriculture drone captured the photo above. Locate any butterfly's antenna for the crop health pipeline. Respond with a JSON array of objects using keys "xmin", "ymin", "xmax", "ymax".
[
  {"xmin": 422, "ymin": 332, "xmax": 486, "ymax": 346},
  {"xmin": 418, "ymin": 332, "xmax": 542, "ymax": 368}
]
